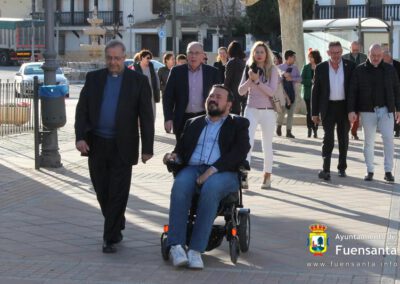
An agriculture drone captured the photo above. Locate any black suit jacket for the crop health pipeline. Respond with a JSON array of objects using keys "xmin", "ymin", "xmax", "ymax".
[
  {"xmin": 163, "ymin": 64, "xmax": 220, "ymax": 133},
  {"xmin": 173, "ymin": 115, "xmax": 250, "ymax": 172},
  {"xmin": 75, "ymin": 67, "xmax": 154, "ymax": 165},
  {"xmin": 224, "ymin": 57, "xmax": 246, "ymax": 114},
  {"xmin": 311, "ymin": 59, "xmax": 355, "ymax": 120},
  {"xmin": 393, "ymin": 60, "xmax": 400, "ymax": 81}
]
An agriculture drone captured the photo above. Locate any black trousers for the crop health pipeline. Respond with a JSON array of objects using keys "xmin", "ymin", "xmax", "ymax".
[
  {"xmin": 321, "ymin": 101, "xmax": 350, "ymax": 172},
  {"xmin": 88, "ymin": 135, "xmax": 133, "ymax": 242},
  {"xmin": 305, "ymin": 99, "xmax": 318, "ymax": 131}
]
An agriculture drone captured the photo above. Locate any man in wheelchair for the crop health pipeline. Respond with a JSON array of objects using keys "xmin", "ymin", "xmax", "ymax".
[{"xmin": 163, "ymin": 84, "xmax": 250, "ymax": 269}]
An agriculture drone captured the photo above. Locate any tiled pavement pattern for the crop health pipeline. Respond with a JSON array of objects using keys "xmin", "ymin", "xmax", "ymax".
[{"xmin": 0, "ymin": 96, "xmax": 400, "ymax": 284}]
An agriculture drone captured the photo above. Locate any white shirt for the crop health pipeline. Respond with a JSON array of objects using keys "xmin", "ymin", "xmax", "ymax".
[{"xmin": 328, "ymin": 60, "xmax": 345, "ymax": 101}]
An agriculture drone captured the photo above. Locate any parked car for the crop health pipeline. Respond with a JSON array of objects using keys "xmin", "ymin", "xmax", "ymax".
[
  {"xmin": 14, "ymin": 62, "xmax": 70, "ymax": 98},
  {"xmin": 124, "ymin": 59, "xmax": 164, "ymax": 72}
]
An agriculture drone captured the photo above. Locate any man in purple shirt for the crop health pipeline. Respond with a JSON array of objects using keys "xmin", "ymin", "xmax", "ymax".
[
  {"xmin": 277, "ymin": 50, "xmax": 302, "ymax": 138},
  {"xmin": 163, "ymin": 42, "xmax": 221, "ymax": 140}
]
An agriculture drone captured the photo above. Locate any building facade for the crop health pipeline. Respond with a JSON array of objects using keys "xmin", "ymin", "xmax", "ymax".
[
  {"xmin": 314, "ymin": 0, "xmax": 400, "ymax": 59},
  {"xmin": 0, "ymin": 0, "xmax": 244, "ymax": 61}
]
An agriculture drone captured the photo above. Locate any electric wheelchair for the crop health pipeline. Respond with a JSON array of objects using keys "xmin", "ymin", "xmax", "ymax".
[{"xmin": 160, "ymin": 160, "xmax": 251, "ymax": 264}]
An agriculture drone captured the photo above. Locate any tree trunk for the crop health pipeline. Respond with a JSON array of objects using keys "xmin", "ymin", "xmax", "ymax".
[
  {"xmin": 278, "ymin": 0, "xmax": 305, "ymax": 67},
  {"xmin": 278, "ymin": 0, "xmax": 306, "ymax": 114}
]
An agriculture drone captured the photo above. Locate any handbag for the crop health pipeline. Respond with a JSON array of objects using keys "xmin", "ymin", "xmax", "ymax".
[
  {"xmin": 271, "ymin": 96, "xmax": 282, "ymax": 113},
  {"xmin": 270, "ymin": 82, "xmax": 285, "ymax": 113}
]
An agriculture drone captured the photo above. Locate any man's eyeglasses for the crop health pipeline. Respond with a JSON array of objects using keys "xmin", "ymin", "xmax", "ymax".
[
  {"xmin": 188, "ymin": 51, "xmax": 202, "ymax": 56},
  {"xmin": 106, "ymin": 56, "xmax": 124, "ymax": 61}
]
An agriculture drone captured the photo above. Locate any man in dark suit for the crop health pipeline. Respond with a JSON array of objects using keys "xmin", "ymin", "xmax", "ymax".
[
  {"xmin": 163, "ymin": 84, "xmax": 250, "ymax": 269},
  {"xmin": 75, "ymin": 40, "xmax": 154, "ymax": 253},
  {"xmin": 342, "ymin": 41, "xmax": 368, "ymax": 140},
  {"xmin": 163, "ymin": 41, "xmax": 220, "ymax": 140},
  {"xmin": 382, "ymin": 47, "xmax": 400, "ymax": 137},
  {"xmin": 312, "ymin": 41, "xmax": 355, "ymax": 181}
]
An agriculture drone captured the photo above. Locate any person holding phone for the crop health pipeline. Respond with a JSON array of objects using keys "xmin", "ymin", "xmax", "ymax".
[
  {"xmin": 276, "ymin": 50, "xmax": 302, "ymax": 138},
  {"xmin": 238, "ymin": 41, "xmax": 279, "ymax": 189}
]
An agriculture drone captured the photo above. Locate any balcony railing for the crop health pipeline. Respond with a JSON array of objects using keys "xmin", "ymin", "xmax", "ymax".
[
  {"xmin": 32, "ymin": 11, "xmax": 123, "ymax": 26},
  {"xmin": 315, "ymin": 4, "xmax": 400, "ymax": 21}
]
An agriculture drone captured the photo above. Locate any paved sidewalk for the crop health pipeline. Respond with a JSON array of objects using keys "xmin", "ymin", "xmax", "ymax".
[{"xmin": 0, "ymin": 96, "xmax": 400, "ymax": 284}]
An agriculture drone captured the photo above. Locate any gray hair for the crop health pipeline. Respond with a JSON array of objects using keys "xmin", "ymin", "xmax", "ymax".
[
  {"xmin": 105, "ymin": 40, "xmax": 126, "ymax": 54},
  {"xmin": 368, "ymin": 43, "xmax": 382, "ymax": 54},
  {"xmin": 186, "ymin": 41, "xmax": 204, "ymax": 53}
]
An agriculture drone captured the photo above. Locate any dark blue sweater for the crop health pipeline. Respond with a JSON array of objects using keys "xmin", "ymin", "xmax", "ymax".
[{"xmin": 95, "ymin": 74, "xmax": 123, "ymax": 138}]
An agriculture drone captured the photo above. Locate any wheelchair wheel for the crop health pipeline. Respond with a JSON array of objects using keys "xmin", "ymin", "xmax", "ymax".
[
  {"xmin": 229, "ymin": 236, "xmax": 240, "ymax": 264},
  {"xmin": 238, "ymin": 212, "xmax": 251, "ymax": 253},
  {"xmin": 161, "ymin": 233, "xmax": 170, "ymax": 261}
]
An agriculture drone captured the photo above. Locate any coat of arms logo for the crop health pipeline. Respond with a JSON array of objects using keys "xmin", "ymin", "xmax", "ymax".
[{"xmin": 307, "ymin": 224, "xmax": 329, "ymax": 256}]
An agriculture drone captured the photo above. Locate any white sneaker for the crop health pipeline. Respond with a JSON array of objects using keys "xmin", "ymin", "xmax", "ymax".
[
  {"xmin": 187, "ymin": 249, "xmax": 204, "ymax": 269},
  {"xmin": 261, "ymin": 178, "xmax": 271, "ymax": 189},
  {"xmin": 169, "ymin": 245, "xmax": 188, "ymax": 267}
]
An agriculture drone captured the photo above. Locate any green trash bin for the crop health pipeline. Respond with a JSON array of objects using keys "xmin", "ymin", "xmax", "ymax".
[{"xmin": 39, "ymin": 85, "xmax": 67, "ymax": 129}]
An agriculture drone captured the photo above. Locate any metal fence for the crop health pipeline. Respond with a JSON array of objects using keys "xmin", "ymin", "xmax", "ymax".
[{"xmin": 0, "ymin": 80, "xmax": 41, "ymax": 137}]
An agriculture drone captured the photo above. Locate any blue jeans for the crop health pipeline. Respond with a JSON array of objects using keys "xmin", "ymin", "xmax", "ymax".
[
  {"xmin": 167, "ymin": 165, "xmax": 239, "ymax": 252},
  {"xmin": 360, "ymin": 107, "xmax": 394, "ymax": 173}
]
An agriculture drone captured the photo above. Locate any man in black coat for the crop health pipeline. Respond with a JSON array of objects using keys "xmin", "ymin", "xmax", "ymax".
[
  {"xmin": 312, "ymin": 41, "xmax": 355, "ymax": 181},
  {"xmin": 382, "ymin": 47, "xmax": 400, "ymax": 137},
  {"xmin": 75, "ymin": 40, "xmax": 154, "ymax": 253},
  {"xmin": 163, "ymin": 42, "xmax": 220, "ymax": 140},
  {"xmin": 348, "ymin": 44, "xmax": 400, "ymax": 182},
  {"xmin": 163, "ymin": 84, "xmax": 250, "ymax": 269}
]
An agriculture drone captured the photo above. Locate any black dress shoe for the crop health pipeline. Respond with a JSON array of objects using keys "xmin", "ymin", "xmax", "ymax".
[
  {"xmin": 111, "ymin": 232, "xmax": 123, "ymax": 244},
  {"xmin": 276, "ymin": 126, "xmax": 282, "ymax": 136},
  {"xmin": 307, "ymin": 128, "xmax": 312, "ymax": 138},
  {"xmin": 338, "ymin": 170, "xmax": 347, "ymax": 177},
  {"xmin": 364, "ymin": 172, "xmax": 374, "ymax": 181},
  {"xmin": 102, "ymin": 241, "xmax": 117, "ymax": 253},
  {"xmin": 352, "ymin": 134, "xmax": 359, "ymax": 140},
  {"xmin": 318, "ymin": 170, "xmax": 331, "ymax": 181},
  {"xmin": 384, "ymin": 172, "xmax": 395, "ymax": 183}
]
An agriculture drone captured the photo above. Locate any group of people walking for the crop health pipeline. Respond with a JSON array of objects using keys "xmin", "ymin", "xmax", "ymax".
[{"xmin": 74, "ymin": 38, "xmax": 400, "ymax": 269}]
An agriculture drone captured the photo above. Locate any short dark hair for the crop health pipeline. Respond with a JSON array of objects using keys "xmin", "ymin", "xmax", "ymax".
[
  {"xmin": 139, "ymin": 49, "xmax": 153, "ymax": 59},
  {"xmin": 284, "ymin": 50, "xmax": 296, "ymax": 60},
  {"xmin": 176, "ymin": 54, "xmax": 187, "ymax": 61},
  {"xmin": 227, "ymin": 41, "xmax": 245, "ymax": 59},
  {"xmin": 211, "ymin": 84, "xmax": 234, "ymax": 102},
  {"xmin": 163, "ymin": 52, "xmax": 174, "ymax": 64},
  {"xmin": 105, "ymin": 40, "xmax": 126, "ymax": 54},
  {"xmin": 329, "ymin": 41, "xmax": 342, "ymax": 48}
]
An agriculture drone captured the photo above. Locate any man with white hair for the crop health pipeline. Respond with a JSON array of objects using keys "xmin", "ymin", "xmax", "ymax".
[
  {"xmin": 348, "ymin": 44, "xmax": 400, "ymax": 182},
  {"xmin": 163, "ymin": 42, "xmax": 221, "ymax": 140}
]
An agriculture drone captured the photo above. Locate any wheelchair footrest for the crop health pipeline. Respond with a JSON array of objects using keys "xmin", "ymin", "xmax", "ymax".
[{"xmin": 205, "ymin": 225, "xmax": 225, "ymax": 251}]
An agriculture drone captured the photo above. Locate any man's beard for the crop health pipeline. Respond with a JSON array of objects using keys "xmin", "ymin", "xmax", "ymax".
[
  {"xmin": 207, "ymin": 103, "xmax": 224, "ymax": 117},
  {"xmin": 207, "ymin": 108, "xmax": 224, "ymax": 117}
]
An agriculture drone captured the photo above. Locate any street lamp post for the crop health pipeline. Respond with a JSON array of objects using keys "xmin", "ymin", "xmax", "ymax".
[
  {"xmin": 31, "ymin": 0, "xmax": 35, "ymax": 62},
  {"xmin": 40, "ymin": 0, "xmax": 62, "ymax": 168},
  {"xmin": 127, "ymin": 13, "xmax": 134, "ymax": 58}
]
